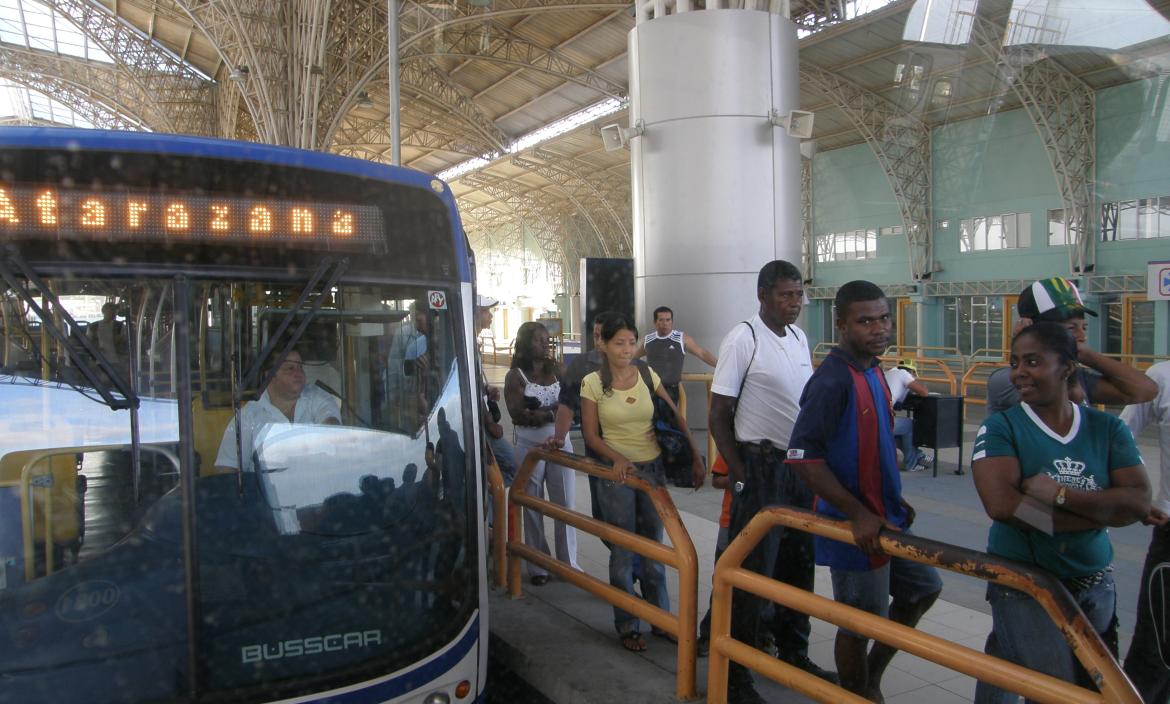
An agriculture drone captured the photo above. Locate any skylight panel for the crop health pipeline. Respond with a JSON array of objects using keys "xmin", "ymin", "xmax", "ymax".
[
  {"xmin": 0, "ymin": 0, "xmax": 114, "ymax": 64},
  {"xmin": 437, "ymin": 97, "xmax": 626, "ymax": 182}
]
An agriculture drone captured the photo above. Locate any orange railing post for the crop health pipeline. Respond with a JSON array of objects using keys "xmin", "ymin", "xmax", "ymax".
[
  {"xmin": 484, "ymin": 455, "xmax": 507, "ymax": 589},
  {"xmin": 506, "ymin": 449, "xmax": 699, "ymax": 700},
  {"xmin": 707, "ymin": 506, "xmax": 1141, "ymax": 704}
]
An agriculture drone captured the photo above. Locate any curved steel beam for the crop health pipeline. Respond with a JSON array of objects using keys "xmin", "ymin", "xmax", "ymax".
[
  {"xmin": 37, "ymin": 0, "xmax": 214, "ymax": 135},
  {"xmin": 800, "ymin": 63, "xmax": 933, "ymax": 281},
  {"xmin": 401, "ymin": 25, "xmax": 626, "ymax": 100},
  {"xmin": 0, "ymin": 45, "xmax": 153, "ymax": 130},
  {"xmin": 968, "ymin": 10, "xmax": 1096, "ymax": 274}
]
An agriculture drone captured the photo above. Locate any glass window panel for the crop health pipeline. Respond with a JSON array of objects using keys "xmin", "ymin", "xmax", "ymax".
[
  {"xmin": 1132, "ymin": 300, "xmax": 1156, "ymax": 356},
  {"xmin": 1003, "ymin": 214, "xmax": 1017, "ymax": 249},
  {"xmin": 1104, "ymin": 298, "xmax": 1123, "ymax": 355},
  {"xmin": 900, "ymin": 302, "xmax": 918, "ymax": 351},
  {"xmin": 1017, "ymin": 212, "xmax": 1031, "ymax": 247},
  {"xmin": 1139, "ymin": 198, "xmax": 1159, "ymax": 239},
  {"xmin": 1159, "ymin": 197, "xmax": 1170, "ymax": 238},
  {"xmin": 1102, "ymin": 202, "xmax": 1119, "ymax": 241},
  {"xmin": 959, "ymin": 218, "xmax": 973, "ymax": 252},
  {"xmin": 1118, "ymin": 200, "xmax": 1139, "ymax": 240},
  {"xmin": 1048, "ymin": 209, "xmax": 1067, "ymax": 245},
  {"xmin": 986, "ymin": 215, "xmax": 1004, "ymax": 250},
  {"xmin": 821, "ymin": 302, "xmax": 836, "ymax": 343},
  {"xmin": 973, "ymin": 217, "xmax": 988, "ymax": 250},
  {"xmin": 199, "ymin": 280, "xmax": 474, "ymax": 693},
  {"xmin": 943, "ymin": 297, "xmax": 959, "ymax": 351},
  {"xmin": 988, "ymin": 297, "xmax": 1004, "ymax": 352}
]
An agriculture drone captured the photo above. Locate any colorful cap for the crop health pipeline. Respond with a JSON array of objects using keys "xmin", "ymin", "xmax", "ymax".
[
  {"xmin": 897, "ymin": 358, "xmax": 918, "ymax": 373},
  {"xmin": 1017, "ymin": 277, "xmax": 1097, "ymax": 321}
]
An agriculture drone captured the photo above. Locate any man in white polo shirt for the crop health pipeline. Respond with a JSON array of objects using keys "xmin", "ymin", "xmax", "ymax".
[
  {"xmin": 709, "ymin": 260, "xmax": 834, "ymax": 702},
  {"xmin": 215, "ymin": 348, "xmax": 341, "ymax": 473}
]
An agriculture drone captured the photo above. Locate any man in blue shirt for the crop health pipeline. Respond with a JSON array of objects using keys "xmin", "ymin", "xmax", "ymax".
[{"xmin": 787, "ymin": 280, "xmax": 942, "ymax": 701}]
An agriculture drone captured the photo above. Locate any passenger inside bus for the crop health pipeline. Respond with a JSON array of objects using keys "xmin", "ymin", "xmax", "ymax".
[{"xmin": 215, "ymin": 348, "xmax": 341, "ymax": 473}]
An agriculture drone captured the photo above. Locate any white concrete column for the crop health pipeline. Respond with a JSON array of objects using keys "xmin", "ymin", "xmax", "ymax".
[{"xmin": 629, "ymin": 8, "xmax": 803, "ymax": 356}]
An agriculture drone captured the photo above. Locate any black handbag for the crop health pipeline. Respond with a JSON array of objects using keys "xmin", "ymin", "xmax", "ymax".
[{"xmin": 637, "ymin": 365, "xmax": 694, "ymax": 487}]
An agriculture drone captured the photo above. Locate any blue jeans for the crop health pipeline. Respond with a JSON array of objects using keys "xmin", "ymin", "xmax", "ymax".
[
  {"xmin": 596, "ymin": 457, "xmax": 670, "ymax": 635},
  {"xmin": 488, "ymin": 433, "xmax": 518, "ymax": 486},
  {"xmin": 893, "ymin": 416, "xmax": 921, "ymax": 469},
  {"xmin": 974, "ymin": 575, "xmax": 1116, "ymax": 704}
]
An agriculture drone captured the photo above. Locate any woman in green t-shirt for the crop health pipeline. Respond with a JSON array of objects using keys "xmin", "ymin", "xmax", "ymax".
[
  {"xmin": 580, "ymin": 313, "xmax": 704, "ymax": 653},
  {"xmin": 971, "ymin": 322, "xmax": 1150, "ymax": 702}
]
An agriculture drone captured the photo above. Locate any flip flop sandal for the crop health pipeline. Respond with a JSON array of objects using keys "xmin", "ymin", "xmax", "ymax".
[{"xmin": 619, "ymin": 632, "xmax": 647, "ymax": 652}]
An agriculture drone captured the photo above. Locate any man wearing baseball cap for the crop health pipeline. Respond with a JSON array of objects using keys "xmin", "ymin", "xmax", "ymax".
[
  {"xmin": 475, "ymin": 295, "xmax": 518, "ymax": 485},
  {"xmin": 985, "ymin": 277, "xmax": 1157, "ymax": 414}
]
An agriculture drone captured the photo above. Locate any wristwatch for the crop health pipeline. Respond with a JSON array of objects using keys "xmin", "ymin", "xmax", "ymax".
[
  {"xmin": 1055, "ymin": 486, "xmax": 1068, "ymax": 506},
  {"xmin": 734, "ymin": 481, "xmax": 745, "ymax": 495}
]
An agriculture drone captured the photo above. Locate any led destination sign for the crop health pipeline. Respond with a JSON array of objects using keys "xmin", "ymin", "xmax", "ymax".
[{"xmin": 0, "ymin": 184, "xmax": 384, "ymax": 248}]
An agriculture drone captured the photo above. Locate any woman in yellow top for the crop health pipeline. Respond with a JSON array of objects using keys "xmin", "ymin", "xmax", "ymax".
[{"xmin": 580, "ymin": 313, "xmax": 705, "ymax": 653}]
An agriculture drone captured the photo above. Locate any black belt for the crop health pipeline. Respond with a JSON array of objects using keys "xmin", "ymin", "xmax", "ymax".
[
  {"xmin": 738, "ymin": 440, "xmax": 786, "ymax": 457},
  {"xmin": 1062, "ymin": 569, "xmax": 1109, "ymax": 593}
]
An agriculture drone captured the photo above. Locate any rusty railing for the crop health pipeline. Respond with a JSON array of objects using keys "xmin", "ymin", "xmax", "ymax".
[
  {"xmin": 507, "ymin": 448, "xmax": 699, "ymax": 699},
  {"xmin": 707, "ymin": 506, "xmax": 1140, "ymax": 704}
]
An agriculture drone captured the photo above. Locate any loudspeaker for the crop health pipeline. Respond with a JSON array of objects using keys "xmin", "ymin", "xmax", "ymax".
[
  {"xmin": 600, "ymin": 123, "xmax": 625, "ymax": 152},
  {"xmin": 579, "ymin": 258, "xmax": 635, "ymax": 353}
]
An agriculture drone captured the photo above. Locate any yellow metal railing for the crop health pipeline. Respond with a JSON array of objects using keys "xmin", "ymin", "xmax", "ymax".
[
  {"xmin": 883, "ymin": 356, "xmax": 957, "ymax": 395},
  {"xmin": 4, "ymin": 444, "xmax": 180, "ymax": 581},
  {"xmin": 707, "ymin": 506, "xmax": 1140, "ymax": 704},
  {"xmin": 484, "ymin": 454, "xmax": 507, "ymax": 589},
  {"xmin": 679, "ymin": 372, "xmax": 716, "ymax": 470},
  {"xmin": 961, "ymin": 361, "xmax": 1009, "ymax": 408},
  {"xmin": 1096, "ymin": 352, "xmax": 1170, "ymax": 370},
  {"xmin": 507, "ymin": 449, "xmax": 699, "ymax": 700}
]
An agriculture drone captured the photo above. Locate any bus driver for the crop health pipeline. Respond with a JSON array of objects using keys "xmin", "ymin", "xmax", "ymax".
[{"xmin": 215, "ymin": 349, "xmax": 341, "ymax": 473}]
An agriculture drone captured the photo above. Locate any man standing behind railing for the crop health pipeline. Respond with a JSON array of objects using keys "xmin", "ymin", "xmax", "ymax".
[
  {"xmin": 985, "ymin": 277, "xmax": 1156, "ymax": 413},
  {"xmin": 786, "ymin": 280, "xmax": 943, "ymax": 702},
  {"xmin": 709, "ymin": 260, "xmax": 834, "ymax": 704}
]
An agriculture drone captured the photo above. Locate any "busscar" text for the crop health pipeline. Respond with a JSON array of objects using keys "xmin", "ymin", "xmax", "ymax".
[{"xmin": 241, "ymin": 630, "xmax": 383, "ymax": 663}]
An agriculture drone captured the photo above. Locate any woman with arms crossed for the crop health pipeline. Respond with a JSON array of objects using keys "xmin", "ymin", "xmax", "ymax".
[{"xmin": 971, "ymin": 322, "xmax": 1150, "ymax": 703}]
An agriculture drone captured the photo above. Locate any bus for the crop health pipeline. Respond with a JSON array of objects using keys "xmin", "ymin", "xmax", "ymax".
[{"xmin": 0, "ymin": 128, "xmax": 487, "ymax": 704}]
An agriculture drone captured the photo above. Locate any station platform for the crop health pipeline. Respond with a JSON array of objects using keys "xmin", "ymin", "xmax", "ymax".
[{"xmin": 483, "ymin": 363, "xmax": 1161, "ymax": 703}]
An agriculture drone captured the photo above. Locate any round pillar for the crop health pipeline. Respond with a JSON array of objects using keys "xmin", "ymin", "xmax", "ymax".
[{"xmin": 629, "ymin": 8, "xmax": 803, "ymax": 356}]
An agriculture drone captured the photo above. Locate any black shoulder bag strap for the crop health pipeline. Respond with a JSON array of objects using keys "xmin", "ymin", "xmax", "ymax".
[{"xmin": 731, "ymin": 320, "xmax": 759, "ymax": 430}]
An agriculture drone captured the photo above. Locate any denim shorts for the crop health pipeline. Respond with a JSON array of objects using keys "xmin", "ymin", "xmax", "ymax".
[{"xmin": 830, "ymin": 552, "xmax": 943, "ymax": 639}]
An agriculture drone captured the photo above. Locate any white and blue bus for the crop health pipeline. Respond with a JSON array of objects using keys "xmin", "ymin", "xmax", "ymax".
[{"xmin": 0, "ymin": 128, "xmax": 487, "ymax": 704}]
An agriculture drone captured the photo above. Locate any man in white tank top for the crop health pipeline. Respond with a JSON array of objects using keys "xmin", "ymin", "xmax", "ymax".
[{"xmin": 636, "ymin": 306, "xmax": 717, "ymax": 404}]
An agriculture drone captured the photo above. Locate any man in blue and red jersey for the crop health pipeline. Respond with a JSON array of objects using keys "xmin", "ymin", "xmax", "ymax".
[{"xmin": 786, "ymin": 280, "xmax": 942, "ymax": 701}]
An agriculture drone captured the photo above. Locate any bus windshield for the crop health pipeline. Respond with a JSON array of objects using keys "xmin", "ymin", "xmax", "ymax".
[{"xmin": 0, "ymin": 272, "xmax": 476, "ymax": 702}]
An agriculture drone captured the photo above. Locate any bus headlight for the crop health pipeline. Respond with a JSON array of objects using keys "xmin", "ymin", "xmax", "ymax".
[{"xmin": 422, "ymin": 693, "xmax": 450, "ymax": 704}]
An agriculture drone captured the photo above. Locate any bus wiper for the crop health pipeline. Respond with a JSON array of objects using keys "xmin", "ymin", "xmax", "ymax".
[
  {"xmin": 237, "ymin": 257, "xmax": 348, "ymax": 401},
  {"xmin": 0, "ymin": 248, "xmax": 138, "ymax": 410}
]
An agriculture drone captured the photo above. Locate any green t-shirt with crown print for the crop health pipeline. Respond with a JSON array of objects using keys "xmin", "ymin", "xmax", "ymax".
[{"xmin": 972, "ymin": 403, "xmax": 1143, "ymax": 578}]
